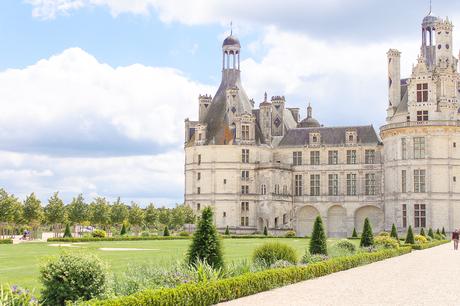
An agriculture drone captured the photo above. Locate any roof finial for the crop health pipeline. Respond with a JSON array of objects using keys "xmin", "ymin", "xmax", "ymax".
[
  {"xmin": 264, "ymin": 91, "xmax": 267, "ymax": 102},
  {"xmin": 307, "ymin": 102, "xmax": 312, "ymax": 118},
  {"xmin": 230, "ymin": 21, "xmax": 233, "ymax": 35},
  {"xmin": 429, "ymin": 0, "xmax": 432, "ymax": 15}
]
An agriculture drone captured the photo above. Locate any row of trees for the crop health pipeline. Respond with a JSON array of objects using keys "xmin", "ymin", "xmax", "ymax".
[{"xmin": 0, "ymin": 189, "xmax": 195, "ymax": 238}]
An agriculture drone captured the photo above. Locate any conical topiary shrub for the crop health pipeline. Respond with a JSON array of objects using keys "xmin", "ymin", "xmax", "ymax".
[
  {"xmin": 163, "ymin": 226, "xmax": 170, "ymax": 237},
  {"xmin": 352, "ymin": 228, "xmax": 358, "ymax": 238},
  {"xmin": 63, "ymin": 223, "xmax": 72, "ymax": 238},
  {"xmin": 263, "ymin": 226, "xmax": 268, "ymax": 236},
  {"xmin": 224, "ymin": 225, "xmax": 230, "ymax": 235},
  {"xmin": 390, "ymin": 223, "xmax": 398, "ymax": 241},
  {"xmin": 120, "ymin": 223, "xmax": 127, "ymax": 236},
  {"xmin": 428, "ymin": 228, "xmax": 434, "ymax": 239},
  {"xmin": 405, "ymin": 225, "xmax": 415, "ymax": 244},
  {"xmin": 360, "ymin": 218, "xmax": 374, "ymax": 247},
  {"xmin": 187, "ymin": 207, "xmax": 223, "ymax": 268},
  {"xmin": 442, "ymin": 227, "xmax": 446, "ymax": 236},
  {"xmin": 436, "ymin": 228, "xmax": 441, "ymax": 235},
  {"xmin": 420, "ymin": 227, "xmax": 426, "ymax": 237},
  {"xmin": 309, "ymin": 215, "xmax": 327, "ymax": 255}
]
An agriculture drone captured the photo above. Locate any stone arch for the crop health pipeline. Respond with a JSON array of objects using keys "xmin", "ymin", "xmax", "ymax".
[
  {"xmin": 354, "ymin": 205, "xmax": 384, "ymax": 234},
  {"xmin": 327, "ymin": 205, "xmax": 347, "ymax": 238},
  {"xmin": 296, "ymin": 205, "xmax": 320, "ymax": 237}
]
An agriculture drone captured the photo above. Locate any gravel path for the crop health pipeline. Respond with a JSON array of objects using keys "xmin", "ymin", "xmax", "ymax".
[{"xmin": 219, "ymin": 242, "xmax": 459, "ymax": 306}]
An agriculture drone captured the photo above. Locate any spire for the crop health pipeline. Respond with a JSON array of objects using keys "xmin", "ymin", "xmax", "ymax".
[
  {"xmin": 264, "ymin": 91, "xmax": 267, "ymax": 102},
  {"xmin": 230, "ymin": 21, "xmax": 233, "ymax": 35},
  {"xmin": 429, "ymin": 0, "xmax": 432, "ymax": 15},
  {"xmin": 307, "ymin": 102, "xmax": 312, "ymax": 118}
]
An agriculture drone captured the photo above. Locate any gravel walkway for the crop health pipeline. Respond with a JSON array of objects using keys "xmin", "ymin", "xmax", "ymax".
[{"xmin": 219, "ymin": 242, "xmax": 459, "ymax": 306}]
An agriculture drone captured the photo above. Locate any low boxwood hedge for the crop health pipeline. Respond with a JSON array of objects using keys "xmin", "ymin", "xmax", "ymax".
[
  {"xmin": 410, "ymin": 239, "xmax": 449, "ymax": 250},
  {"xmin": 0, "ymin": 239, "xmax": 13, "ymax": 244},
  {"xmin": 85, "ymin": 247, "xmax": 411, "ymax": 306}
]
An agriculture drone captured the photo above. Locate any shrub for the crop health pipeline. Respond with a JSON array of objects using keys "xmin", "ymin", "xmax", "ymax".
[
  {"xmin": 0, "ymin": 239, "xmax": 13, "ymax": 244},
  {"xmin": 378, "ymin": 232, "xmax": 390, "ymax": 237},
  {"xmin": 390, "ymin": 224, "xmax": 398, "ymax": 241},
  {"xmin": 0, "ymin": 285, "xmax": 38, "ymax": 305},
  {"xmin": 419, "ymin": 228, "xmax": 426, "ymax": 237},
  {"xmin": 334, "ymin": 240, "xmax": 356, "ymax": 253},
  {"xmin": 360, "ymin": 218, "xmax": 374, "ymax": 247},
  {"xmin": 92, "ymin": 229, "xmax": 106, "ymax": 238},
  {"xmin": 163, "ymin": 226, "xmax": 170, "ymax": 237},
  {"xmin": 442, "ymin": 227, "xmax": 446, "ymax": 236},
  {"xmin": 141, "ymin": 231, "xmax": 150, "ymax": 237},
  {"xmin": 269, "ymin": 260, "xmax": 294, "ymax": 269},
  {"xmin": 224, "ymin": 226, "xmax": 230, "ymax": 235},
  {"xmin": 428, "ymin": 228, "xmax": 434, "ymax": 239},
  {"xmin": 284, "ymin": 230, "xmax": 296, "ymax": 238},
  {"xmin": 309, "ymin": 215, "xmax": 327, "ymax": 255},
  {"xmin": 411, "ymin": 239, "xmax": 449, "ymax": 250},
  {"xmin": 352, "ymin": 228, "xmax": 358, "ymax": 238},
  {"xmin": 63, "ymin": 223, "xmax": 72, "ymax": 238},
  {"xmin": 301, "ymin": 251, "xmax": 329, "ymax": 264},
  {"xmin": 120, "ymin": 223, "xmax": 127, "ymax": 236},
  {"xmin": 40, "ymin": 252, "xmax": 109, "ymax": 305},
  {"xmin": 187, "ymin": 207, "xmax": 223, "ymax": 269},
  {"xmin": 436, "ymin": 228, "xmax": 441, "ymax": 235},
  {"xmin": 434, "ymin": 233, "xmax": 443, "ymax": 240},
  {"xmin": 178, "ymin": 231, "xmax": 190, "ymax": 237},
  {"xmin": 252, "ymin": 242, "xmax": 298, "ymax": 266},
  {"xmin": 374, "ymin": 236, "xmax": 399, "ymax": 249},
  {"xmin": 263, "ymin": 226, "xmax": 268, "ymax": 236},
  {"xmin": 405, "ymin": 225, "xmax": 415, "ymax": 244},
  {"xmin": 48, "ymin": 236, "xmax": 191, "ymax": 242},
  {"xmin": 414, "ymin": 234, "xmax": 428, "ymax": 244}
]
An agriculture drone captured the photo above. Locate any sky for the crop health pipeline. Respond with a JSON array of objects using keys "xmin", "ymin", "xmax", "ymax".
[{"xmin": 1, "ymin": 0, "xmax": 460, "ymax": 207}]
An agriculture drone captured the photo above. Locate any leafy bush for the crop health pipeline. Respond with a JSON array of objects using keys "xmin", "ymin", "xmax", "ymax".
[
  {"xmin": 178, "ymin": 231, "xmax": 190, "ymax": 237},
  {"xmin": 0, "ymin": 285, "xmax": 38, "ymax": 305},
  {"xmin": 252, "ymin": 242, "xmax": 298, "ymax": 266},
  {"xmin": 360, "ymin": 218, "xmax": 374, "ymax": 247},
  {"xmin": 419, "ymin": 228, "xmax": 426, "ymax": 237},
  {"xmin": 390, "ymin": 224, "xmax": 398, "ymax": 241},
  {"xmin": 374, "ymin": 236, "xmax": 399, "ymax": 249},
  {"xmin": 284, "ymin": 230, "xmax": 296, "ymax": 238},
  {"xmin": 301, "ymin": 251, "xmax": 329, "ymax": 264},
  {"xmin": 309, "ymin": 215, "xmax": 327, "ymax": 255},
  {"xmin": 120, "ymin": 223, "xmax": 127, "ymax": 236},
  {"xmin": 334, "ymin": 240, "xmax": 356, "ymax": 253},
  {"xmin": 187, "ymin": 207, "xmax": 223, "ymax": 269},
  {"xmin": 224, "ymin": 226, "xmax": 230, "ymax": 235},
  {"xmin": 140, "ymin": 231, "xmax": 150, "ymax": 237},
  {"xmin": 405, "ymin": 225, "xmax": 415, "ymax": 244},
  {"xmin": 351, "ymin": 228, "xmax": 358, "ymax": 238},
  {"xmin": 434, "ymin": 233, "xmax": 443, "ymax": 240},
  {"xmin": 88, "ymin": 247, "xmax": 412, "ymax": 306},
  {"xmin": 436, "ymin": 228, "xmax": 441, "ymax": 235},
  {"xmin": 163, "ymin": 226, "xmax": 170, "ymax": 237},
  {"xmin": 263, "ymin": 226, "xmax": 268, "ymax": 236},
  {"xmin": 411, "ymin": 239, "xmax": 449, "ymax": 250},
  {"xmin": 40, "ymin": 252, "xmax": 109, "ymax": 305},
  {"xmin": 414, "ymin": 234, "xmax": 428, "ymax": 244},
  {"xmin": 48, "ymin": 236, "xmax": 191, "ymax": 242},
  {"xmin": 63, "ymin": 223, "xmax": 72, "ymax": 238},
  {"xmin": 0, "ymin": 239, "xmax": 13, "ymax": 244},
  {"xmin": 92, "ymin": 229, "xmax": 106, "ymax": 238},
  {"xmin": 428, "ymin": 228, "xmax": 434, "ymax": 239},
  {"xmin": 442, "ymin": 227, "xmax": 446, "ymax": 236},
  {"xmin": 378, "ymin": 232, "xmax": 390, "ymax": 237}
]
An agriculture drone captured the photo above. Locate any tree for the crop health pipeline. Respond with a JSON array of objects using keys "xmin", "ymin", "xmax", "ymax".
[
  {"xmin": 442, "ymin": 227, "xmax": 446, "ymax": 236},
  {"xmin": 110, "ymin": 198, "xmax": 128, "ymax": 229},
  {"xmin": 390, "ymin": 223, "xmax": 399, "ymax": 241},
  {"xmin": 170, "ymin": 205, "xmax": 185, "ymax": 230},
  {"xmin": 309, "ymin": 215, "xmax": 327, "ymax": 255},
  {"xmin": 360, "ymin": 218, "xmax": 374, "ymax": 247},
  {"xmin": 163, "ymin": 226, "xmax": 170, "ymax": 236},
  {"xmin": 144, "ymin": 203, "xmax": 158, "ymax": 229},
  {"xmin": 405, "ymin": 225, "xmax": 415, "ymax": 244},
  {"xmin": 158, "ymin": 207, "xmax": 170, "ymax": 227},
  {"xmin": 263, "ymin": 226, "xmax": 268, "ymax": 236},
  {"xmin": 23, "ymin": 193, "xmax": 44, "ymax": 239},
  {"xmin": 225, "ymin": 225, "xmax": 230, "ymax": 235},
  {"xmin": 63, "ymin": 223, "xmax": 72, "ymax": 238},
  {"xmin": 89, "ymin": 197, "xmax": 111, "ymax": 232},
  {"xmin": 67, "ymin": 194, "xmax": 88, "ymax": 236},
  {"xmin": 120, "ymin": 222, "xmax": 127, "ymax": 236},
  {"xmin": 0, "ymin": 189, "xmax": 17, "ymax": 238},
  {"xmin": 352, "ymin": 227, "xmax": 358, "ymax": 238},
  {"xmin": 128, "ymin": 202, "xmax": 144, "ymax": 235},
  {"xmin": 45, "ymin": 192, "xmax": 66, "ymax": 237},
  {"xmin": 183, "ymin": 205, "xmax": 196, "ymax": 225},
  {"xmin": 420, "ymin": 227, "xmax": 426, "ymax": 237},
  {"xmin": 428, "ymin": 228, "xmax": 434, "ymax": 239},
  {"xmin": 187, "ymin": 207, "xmax": 223, "ymax": 268}
]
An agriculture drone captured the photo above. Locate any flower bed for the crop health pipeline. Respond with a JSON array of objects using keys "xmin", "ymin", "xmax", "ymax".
[
  {"xmin": 410, "ymin": 240, "xmax": 449, "ymax": 250},
  {"xmin": 85, "ymin": 247, "xmax": 411, "ymax": 306},
  {"xmin": 0, "ymin": 239, "xmax": 13, "ymax": 244}
]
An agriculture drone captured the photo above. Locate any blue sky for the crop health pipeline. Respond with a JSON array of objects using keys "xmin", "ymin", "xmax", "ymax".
[{"xmin": 0, "ymin": 0, "xmax": 459, "ymax": 206}]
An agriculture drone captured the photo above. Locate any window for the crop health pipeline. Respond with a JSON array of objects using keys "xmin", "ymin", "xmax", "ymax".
[
  {"xmin": 197, "ymin": 172, "xmax": 201, "ymax": 180},
  {"xmin": 283, "ymin": 185, "xmax": 288, "ymax": 195},
  {"xmin": 310, "ymin": 174, "xmax": 320, "ymax": 196},
  {"xmin": 261, "ymin": 184, "xmax": 267, "ymax": 195},
  {"xmin": 346, "ymin": 150, "xmax": 357, "ymax": 164},
  {"xmin": 223, "ymin": 212, "xmax": 226, "ymax": 217},
  {"xmin": 414, "ymin": 169, "xmax": 426, "ymax": 193},
  {"xmin": 293, "ymin": 151, "xmax": 302, "ymax": 166},
  {"xmin": 401, "ymin": 170, "xmax": 406, "ymax": 193},
  {"xmin": 197, "ymin": 187, "xmax": 201, "ymax": 194},
  {"xmin": 274, "ymin": 217, "xmax": 278, "ymax": 228},
  {"xmin": 241, "ymin": 170, "xmax": 249, "ymax": 180},
  {"xmin": 242, "ymin": 149, "xmax": 249, "ymax": 163},
  {"xmin": 294, "ymin": 175, "xmax": 303, "ymax": 196},
  {"xmin": 365, "ymin": 150, "xmax": 375, "ymax": 164},
  {"xmin": 241, "ymin": 185, "xmax": 249, "ymax": 194},
  {"xmin": 241, "ymin": 202, "xmax": 249, "ymax": 211},
  {"xmin": 224, "ymin": 179, "xmax": 227, "ymax": 184},
  {"xmin": 454, "ymin": 142, "xmax": 457, "ymax": 148},
  {"xmin": 198, "ymin": 133, "xmax": 202, "ymax": 141},
  {"xmin": 245, "ymin": 217, "xmax": 249, "ymax": 226},
  {"xmin": 241, "ymin": 217, "xmax": 245, "ymax": 226},
  {"xmin": 365, "ymin": 173, "xmax": 376, "ymax": 195},
  {"xmin": 346, "ymin": 173, "xmax": 357, "ymax": 196},
  {"xmin": 274, "ymin": 184, "xmax": 280, "ymax": 194},
  {"xmin": 414, "ymin": 204, "xmax": 426, "ymax": 228},
  {"xmin": 328, "ymin": 174, "xmax": 338, "ymax": 196},
  {"xmin": 283, "ymin": 214, "xmax": 287, "ymax": 224},
  {"xmin": 310, "ymin": 151, "xmax": 320, "ymax": 165},
  {"xmin": 197, "ymin": 203, "xmax": 201, "ymax": 211},
  {"xmin": 417, "ymin": 110, "xmax": 428, "ymax": 122},
  {"xmin": 402, "ymin": 204, "xmax": 407, "ymax": 228},
  {"xmin": 401, "ymin": 138, "xmax": 407, "ymax": 160},
  {"xmin": 416, "ymin": 83, "xmax": 428, "ymax": 102},
  {"xmin": 198, "ymin": 154, "xmax": 201, "ymax": 165},
  {"xmin": 328, "ymin": 151, "xmax": 338, "ymax": 165},
  {"xmin": 413, "ymin": 137, "xmax": 425, "ymax": 159},
  {"xmin": 241, "ymin": 124, "xmax": 250, "ymax": 140}
]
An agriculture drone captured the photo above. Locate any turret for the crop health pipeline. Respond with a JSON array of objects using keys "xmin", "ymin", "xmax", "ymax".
[
  {"xmin": 259, "ymin": 92, "xmax": 272, "ymax": 143},
  {"xmin": 387, "ymin": 49, "xmax": 401, "ymax": 116},
  {"xmin": 271, "ymin": 96, "xmax": 285, "ymax": 136},
  {"xmin": 198, "ymin": 94, "xmax": 212, "ymax": 122},
  {"xmin": 421, "ymin": 13, "xmax": 439, "ymax": 69},
  {"xmin": 435, "ymin": 18, "xmax": 454, "ymax": 69}
]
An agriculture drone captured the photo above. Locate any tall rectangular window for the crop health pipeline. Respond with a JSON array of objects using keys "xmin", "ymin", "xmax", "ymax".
[
  {"xmin": 413, "ymin": 137, "xmax": 425, "ymax": 159},
  {"xmin": 294, "ymin": 175, "xmax": 303, "ymax": 196},
  {"xmin": 328, "ymin": 174, "xmax": 338, "ymax": 196},
  {"xmin": 241, "ymin": 201, "xmax": 249, "ymax": 211},
  {"xmin": 241, "ymin": 170, "xmax": 249, "ymax": 180},
  {"xmin": 328, "ymin": 151, "xmax": 338, "ymax": 165},
  {"xmin": 414, "ymin": 169, "xmax": 426, "ymax": 193},
  {"xmin": 346, "ymin": 173, "xmax": 357, "ymax": 196},
  {"xmin": 198, "ymin": 154, "xmax": 201, "ymax": 165},
  {"xmin": 402, "ymin": 204, "xmax": 407, "ymax": 228},
  {"xmin": 242, "ymin": 149, "xmax": 249, "ymax": 163},
  {"xmin": 310, "ymin": 151, "xmax": 320, "ymax": 165},
  {"xmin": 416, "ymin": 83, "xmax": 428, "ymax": 102},
  {"xmin": 346, "ymin": 150, "xmax": 357, "ymax": 164},
  {"xmin": 293, "ymin": 151, "xmax": 302, "ymax": 166},
  {"xmin": 401, "ymin": 170, "xmax": 406, "ymax": 193},
  {"xmin": 416, "ymin": 110, "xmax": 428, "ymax": 122},
  {"xmin": 365, "ymin": 173, "xmax": 376, "ymax": 195},
  {"xmin": 241, "ymin": 125, "xmax": 250, "ymax": 140},
  {"xmin": 401, "ymin": 138, "xmax": 407, "ymax": 160},
  {"xmin": 310, "ymin": 174, "xmax": 320, "ymax": 196},
  {"xmin": 197, "ymin": 172, "xmax": 201, "ymax": 180},
  {"xmin": 414, "ymin": 204, "xmax": 426, "ymax": 228},
  {"xmin": 241, "ymin": 217, "xmax": 245, "ymax": 226},
  {"xmin": 274, "ymin": 184, "xmax": 280, "ymax": 194},
  {"xmin": 241, "ymin": 185, "xmax": 249, "ymax": 194},
  {"xmin": 283, "ymin": 185, "xmax": 288, "ymax": 195},
  {"xmin": 197, "ymin": 187, "xmax": 201, "ymax": 194},
  {"xmin": 261, "ymin": 184, "xmax": 267, "ymax": 195},
  {"xmin": 365, "ymin": 150, "xmax": 375, "ymax": 164}
]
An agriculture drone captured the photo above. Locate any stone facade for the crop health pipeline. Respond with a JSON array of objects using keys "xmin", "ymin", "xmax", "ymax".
[{"xmin": 184, "ymin": 14, "xmax": 460, "ymax": 236}]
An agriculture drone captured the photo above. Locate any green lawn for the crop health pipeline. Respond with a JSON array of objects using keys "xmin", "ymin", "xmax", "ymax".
[{"xmin": 0, "ymin": 238, "xmax": 352, "ymax": 290}]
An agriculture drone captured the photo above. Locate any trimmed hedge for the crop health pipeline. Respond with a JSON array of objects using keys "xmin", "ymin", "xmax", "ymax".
[
  {"xmin": 410, "ymin": 240, "xmax": 449, "ymax": 250},
  {"xmin": 0, "ymin": 239, "xmax": 13, "ymax": 244},
  {"xmin": 85, "ymin": 247, "xmax": 411, "ymax": 306}
]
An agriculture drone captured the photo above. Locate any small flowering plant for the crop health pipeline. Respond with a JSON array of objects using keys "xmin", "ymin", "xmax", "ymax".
[{"xmin": 0, "ymin": 284, "xmax": 39, "ymax": 305}]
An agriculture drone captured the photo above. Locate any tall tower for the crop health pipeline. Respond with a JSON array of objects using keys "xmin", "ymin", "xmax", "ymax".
[
  {"xmin": 271, "ymin": 96, "xmax": 285, "ymax": 136},
  {"xmin": 435, "ymin": 18, "xmax": 454, "ymax": 69},
  {"xmin": 421, "ymin": 13, "xmax": 439, "ymax": 70},
  {"xmin": 259, "ymin": 92, "xmax": 272, "ymax": 143},
  {"xmin": 387, "ymin": 49, "xmax": 401, "ymax": 117}
]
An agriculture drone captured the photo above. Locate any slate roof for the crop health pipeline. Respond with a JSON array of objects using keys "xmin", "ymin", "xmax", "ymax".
[
  {"xmin": 395, "ymin": 79, "xmax": 409, "ymax": 114},
  {"xmin": 278, "ymin": 125, "xmax": 380, "ymax": 147}
]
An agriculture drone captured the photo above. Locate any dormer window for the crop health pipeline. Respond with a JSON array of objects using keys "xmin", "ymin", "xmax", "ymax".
[
  {"xmin": 416, "ymin": 83, "xmax": 428, "ymax": 102},
  {"xmin": 345, "ymin": 130, "xmax": 357, "ymax": 145},
  {"xmin": 310, "ymin": 132, "xmax": 320, "ymax": 144}
]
